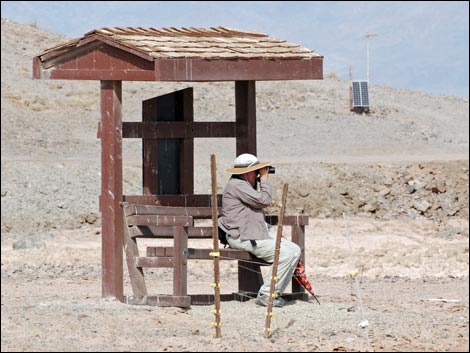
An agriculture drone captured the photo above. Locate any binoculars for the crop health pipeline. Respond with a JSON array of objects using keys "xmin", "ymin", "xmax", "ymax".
[{"xmin": 257, "ymin": 166, "xmax": 276, "ymax": 175}]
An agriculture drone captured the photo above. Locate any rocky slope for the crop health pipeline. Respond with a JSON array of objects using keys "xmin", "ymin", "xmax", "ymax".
[{"xmin": 1, "ymin": 18, "xmax": 468, "ymax": 238}]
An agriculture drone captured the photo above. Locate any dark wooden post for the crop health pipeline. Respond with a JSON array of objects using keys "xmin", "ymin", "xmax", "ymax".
[
  {"xmin": 235, "ymin": 80, "xmax": 262, "ymax": 294},
  {"xmin": 100, "ymin": 80, "xmax": 124, "ymax": 301},
  {"xmin": 180, "ymin": 88, "xmax": 194, "ymax": 194},
  {"xmin": 235, "ymin": 81, "xmax": 257, "ymax": 155},
  {"xmin": 142, "ymin": 97, "xmax": 159, "ymax": 195},
  {"xmin": 173, "ymin": 226, "xmax": 188, "ymax": 296},
  {"xmin": 291, "ymin": 225, "xmax": 306, "ymax": 293}
]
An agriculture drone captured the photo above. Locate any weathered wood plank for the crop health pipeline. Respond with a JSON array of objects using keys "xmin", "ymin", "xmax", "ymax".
[
  {"xmin": 122, "ymin": 121, "xmax": 236, "ymax": 138},
  {"xmin": 129, "ymin": 225, "xmax": 213, "ymax": 238},
  {"xmin": 123, "ymin": 217, "xmax": 147, "ymax": 298},
  {"xmin": 123, "ymin": 204, "xmax": 213, "ymax": 218},
  {"xmin": 135, "ymin": 257, "xmax": 174, "ymax": 268},
  {"xmin": 146, "ymin": 247, "xmax": 270, "ymax": 263},
  {"xmin": 126, "ymin": 295, "xmax": 191, "ymax": 308},
  {"xmin": 126, "ymin": 215, "xmax": 193, "ymax": 227},
  {"xmin": 123, "ymin": 194, "xmax": 221, "ymax": 207},
  {"xmin": 190, "ymin": 294, "xmax": 236, "ymax": 305}
]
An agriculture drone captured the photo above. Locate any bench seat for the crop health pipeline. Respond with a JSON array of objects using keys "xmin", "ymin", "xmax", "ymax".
[{"xmin": 122, "ymin": 202, "xmax": 308, "ymax": 307}]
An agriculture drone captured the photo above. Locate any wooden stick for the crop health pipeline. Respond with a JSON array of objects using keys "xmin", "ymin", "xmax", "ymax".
[
  {"xmin": 265, "ymin": 183, "xmax": 289, "ymax": 338},
  {"xmin": 210, "ymin": 154, "xmax": 222, "ymax": 338}
]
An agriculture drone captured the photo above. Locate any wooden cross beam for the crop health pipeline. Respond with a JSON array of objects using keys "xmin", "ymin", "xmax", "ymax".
[{"xmin": 121, "ymin": 121, "xmax": 236, "ymax": 139}]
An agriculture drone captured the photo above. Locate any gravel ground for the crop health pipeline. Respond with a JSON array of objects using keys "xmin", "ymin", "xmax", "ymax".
[{"xmin": 1, "ymin": 225, "xmax": 468, "ymax": 352}]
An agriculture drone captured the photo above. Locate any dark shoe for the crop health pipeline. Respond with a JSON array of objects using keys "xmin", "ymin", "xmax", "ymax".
[{"xmin": 255, "ymin": 293, "xmax": 286, "ymax": 307}]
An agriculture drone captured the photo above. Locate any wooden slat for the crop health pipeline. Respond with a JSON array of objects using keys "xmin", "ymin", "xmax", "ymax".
[
  {"xmin": 191, "ymin": 122, "xmax": 236, "ymax": 138},
  {"xmin": 126, "ymin": 215, "xmax": 193, "ymax": 227},
  {"xmin": 190, "ymin": 292, "xmax": 309, "ymax": 305},
  {"xmin": 122, "ymin": 121, "xmax": 236, "ymax": 139},
  {"xmin": 123, "ymin": 204, "xmax": 213, "ymax": 218},
  {"xmin": 122, "ymin": 204, "xmax": 306, "ymax": 225},
  {"xmin": 123, "ymin": 194, "xmax": 221, "ymax": 207},
  {"xmin": 146, "ymin": 247, "xmax": 270, "ymax": 263},
  {"xmin": 126, "ymin": 292, "xmax": 308, "ymax": 307},
  {"xmin": 123, "ymin": 201, "xmax": 309, "ymax": 226},
  {"xmin": 190, "ymin": 294, "xmax": 236, "ymax": 305},
  {"xmin": 189, "ymin": 248, "xmax": 269, "ymax": 262},
  {"xmin": 135, "ymin": 257, "xmax": 174, "ymax": 268},
  {"xmin": 147, "ymin": 295, "xmax": 191, "ymax": 308},
  {"xmin": 126, "ymin": 295, "xmax": 191, "ymax": 308},
  {"xmin": 123, "ymin": 217, "xmax": 147, "ymax": 297},
  {"xmin": 129, "ymin": 225, "xmax": 213, "ymax": 238}
]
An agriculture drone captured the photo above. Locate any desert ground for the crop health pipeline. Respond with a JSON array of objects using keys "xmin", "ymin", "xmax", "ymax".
[{"xmin": 1, "ymin": 19, "xmax": 469, "ymax": 352}]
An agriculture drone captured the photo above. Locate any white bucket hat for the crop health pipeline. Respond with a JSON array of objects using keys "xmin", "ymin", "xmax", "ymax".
[{"xmin": 226, "ymin": 153, "xmax": 272, "ymax": 175}]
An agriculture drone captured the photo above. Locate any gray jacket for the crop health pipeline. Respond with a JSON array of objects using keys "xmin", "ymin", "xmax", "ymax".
[{"xmin": 218, "ymin": 177, "xmax": 272, "ymax": 241}]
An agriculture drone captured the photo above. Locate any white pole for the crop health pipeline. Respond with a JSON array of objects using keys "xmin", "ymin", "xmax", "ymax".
[
  {"xmin": 366, "ymin": 40, "xmax": 370, "ymax": 83},
  {"xmin": 364, "ymin": 32, "xmax": 377, "ymax": 84}
]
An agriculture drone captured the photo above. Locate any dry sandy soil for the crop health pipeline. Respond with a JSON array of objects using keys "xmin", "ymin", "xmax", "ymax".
[{"xmin": 1, "ymin": 19, "xmax": 469, "ymax": 352}]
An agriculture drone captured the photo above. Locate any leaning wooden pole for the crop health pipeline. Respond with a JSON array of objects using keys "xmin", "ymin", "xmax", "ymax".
[
  {"xmin": 265, "ymin": 183, "xmax": 289, "ymax": 338},
  {"xmin": 210, "ymin": 154, "xmax": 222, "ymax": 338}
]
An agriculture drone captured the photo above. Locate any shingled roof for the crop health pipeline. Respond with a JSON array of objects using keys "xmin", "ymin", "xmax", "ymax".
[{"xmin": 33, "ymin": 26, "xmax": 323, "ymax": 81}]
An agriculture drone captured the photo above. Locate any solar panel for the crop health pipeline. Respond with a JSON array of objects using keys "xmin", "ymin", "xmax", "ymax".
[{"xmin": 352, "ymin": 81, "xmax": 369, "ymax": 107}]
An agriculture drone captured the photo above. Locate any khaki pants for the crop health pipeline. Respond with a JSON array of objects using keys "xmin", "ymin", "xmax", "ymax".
[{"xmin": 227, "ymin": 230, "xmax": 301, "ymax": 296}]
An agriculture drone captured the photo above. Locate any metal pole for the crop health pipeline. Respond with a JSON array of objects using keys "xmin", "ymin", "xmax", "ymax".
[
  {"xmin": 265, "ymin": 183, "xmax": 289, "ymax": 338},
  {"xmin": 364, "ymin": 32, "xmax": 377, "ymax": 84},
  {"xmin": 210, "ymin": 154, "xmax": 222, "ymax": 338},
  {"xmin": 343, "ymin": 213, "xmax": 372, "ymax": 351},
  {"xmin": 366, "ymin": 40, "xmax": 370, "ymax": 83}
]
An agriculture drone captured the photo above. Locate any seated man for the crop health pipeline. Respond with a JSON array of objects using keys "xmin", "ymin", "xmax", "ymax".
[{"xmin": 218, "ymin": 153, "xmax": 301, "ymax": 307}]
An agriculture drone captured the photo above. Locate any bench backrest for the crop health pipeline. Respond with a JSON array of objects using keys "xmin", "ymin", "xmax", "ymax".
[
  {"xmin": 122, "ymin": 203, "xmax": 215, "ymax": 239},
  {"xmin": 122, "ymin": 203, "xmax": 309, "ymax": 239}
]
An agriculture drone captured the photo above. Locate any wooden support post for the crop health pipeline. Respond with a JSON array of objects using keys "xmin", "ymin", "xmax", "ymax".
[
  {"xmin": 265, "ymin": 183, "xmax": 288, "ymax": 338},
  {"xmin": 173, "ymin": 226, "xmax": 188, "ymax": 296},
  {"xmin": 291, "ymin": 225, "xmax": 306, "ymax": 293},
  {"xmin": 100, "ymin": 80, "xmax": 123, "ymax": 301},
  {"xmin": 235, "ymin": 80, "xmax": 262, "ymax": 292},
  {"xmin": 181, "ymin": 88, "xmax": 194, "ymax": 194},
  {"xmin": 211, "ymin": 154, "xmax": 222, "ymax": 338},
  {"xmin": 142, "ymin": 96, "xmax": 159, "ymax": 195},
  {"xmin": 235, "ymin": 80, "xmax": 257, "ymax": 155}
]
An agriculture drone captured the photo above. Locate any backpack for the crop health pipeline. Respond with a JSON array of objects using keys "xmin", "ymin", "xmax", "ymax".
[{"xmin": 218, "ymin": 227, "xmax": 229, "ymax": 248}]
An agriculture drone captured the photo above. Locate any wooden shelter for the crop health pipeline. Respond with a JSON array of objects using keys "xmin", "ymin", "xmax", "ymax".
[{"xmin": 33, "ymin": 26, "xmax": 323, "ymax": 303}]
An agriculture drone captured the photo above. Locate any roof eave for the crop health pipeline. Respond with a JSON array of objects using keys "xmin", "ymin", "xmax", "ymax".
[{"xmin": 33, "ymin": 33, "xmax": 323, "ymax": 82}]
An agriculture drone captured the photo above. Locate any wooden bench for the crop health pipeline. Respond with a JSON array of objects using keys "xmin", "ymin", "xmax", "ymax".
[{"xmin": 122, "ymin": 202, "xmax": 309, "ymax": 307}]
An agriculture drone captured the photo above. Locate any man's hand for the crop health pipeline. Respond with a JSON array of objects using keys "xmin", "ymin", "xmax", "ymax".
[{"xmin": 259, "ymin": 166, "xmax": 269, "ymax": 181}]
